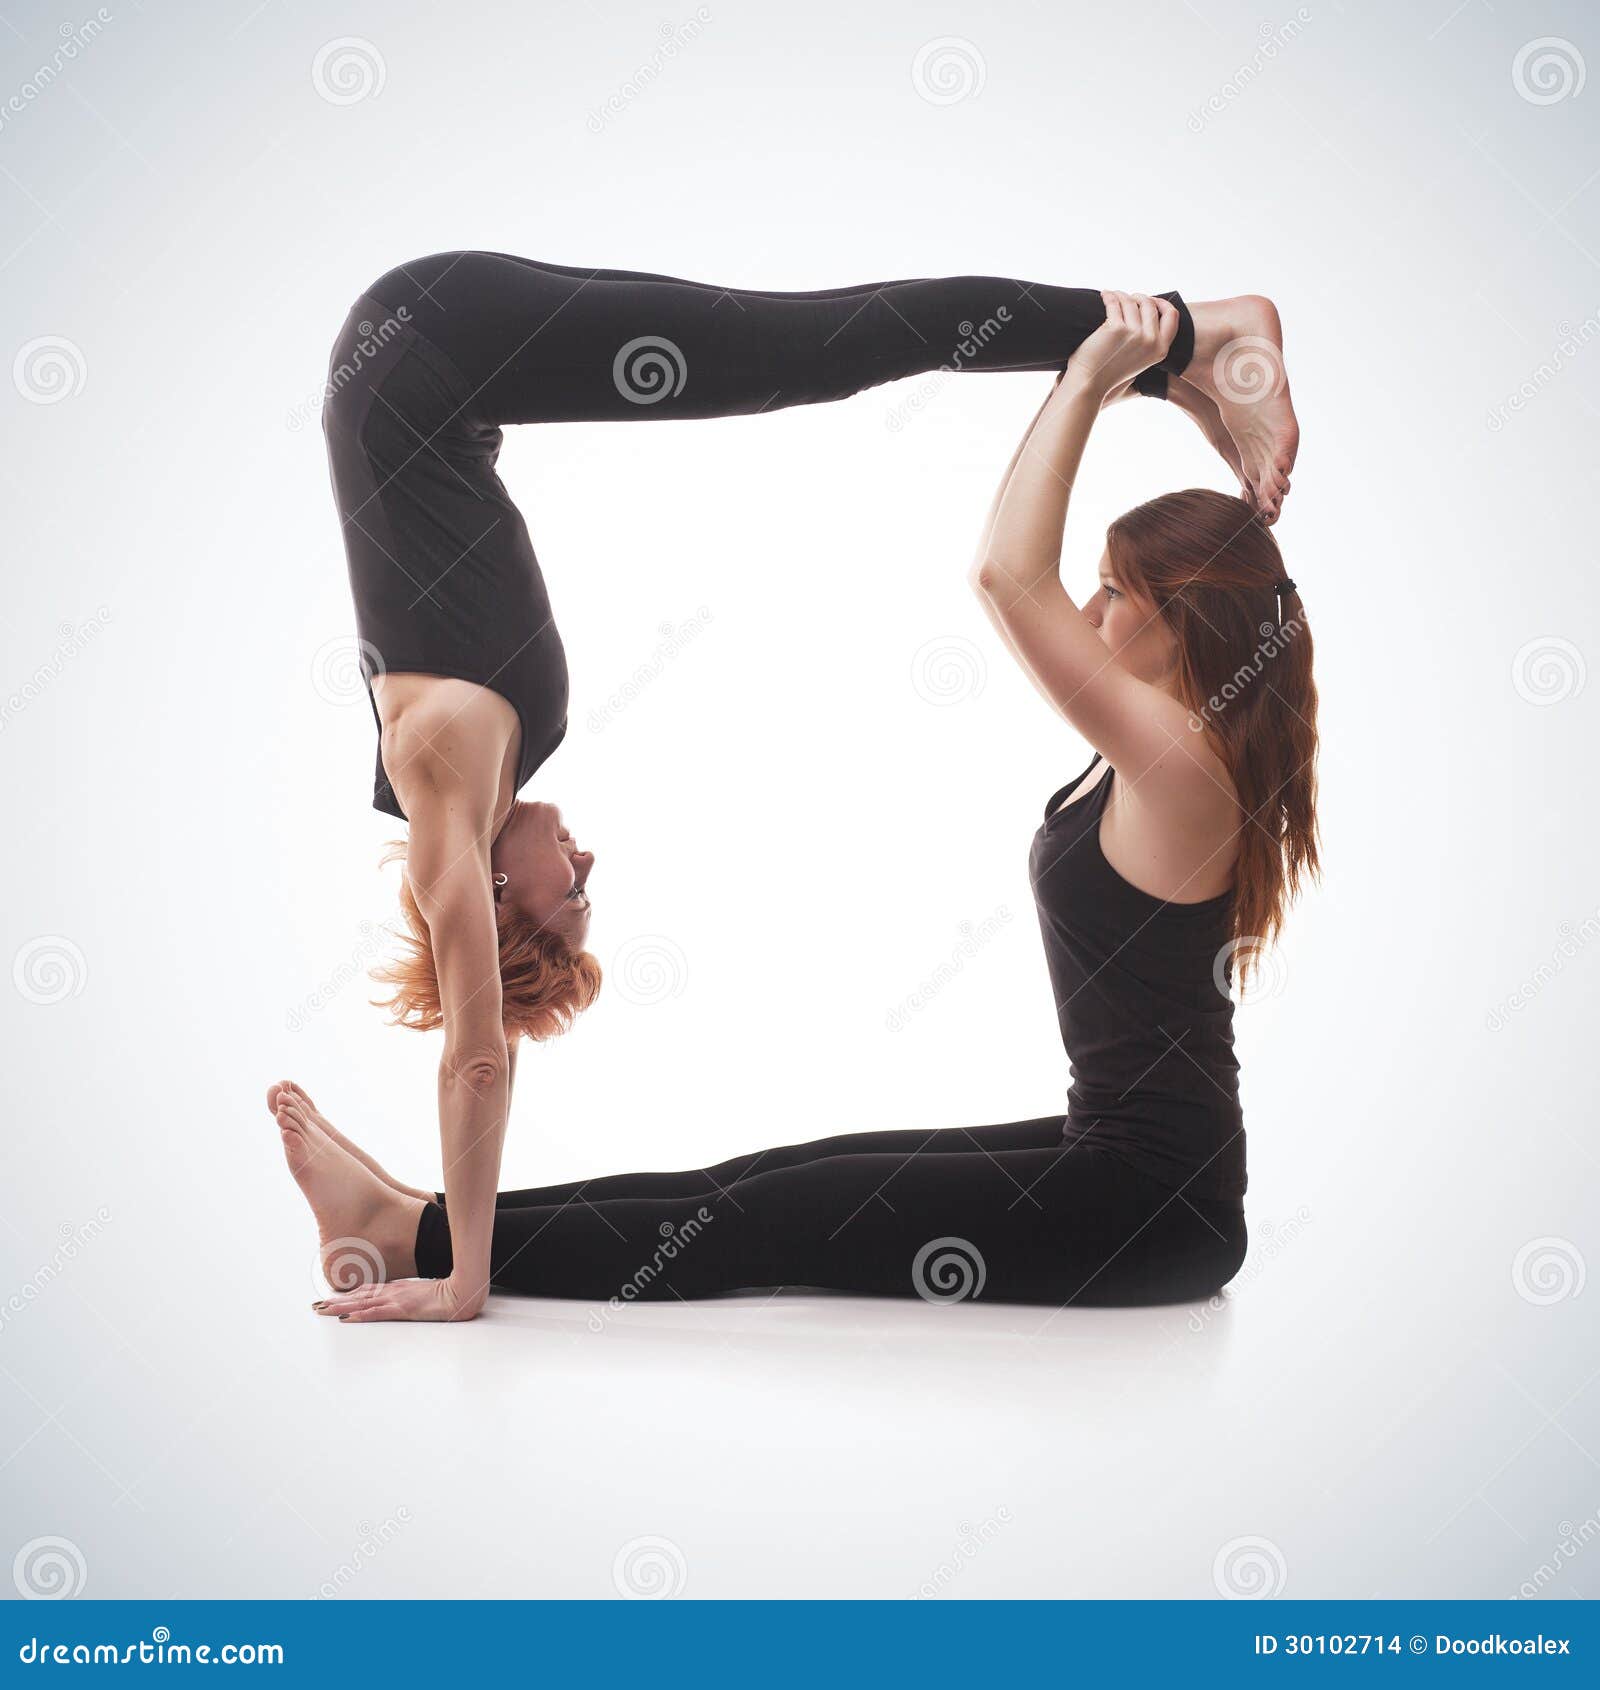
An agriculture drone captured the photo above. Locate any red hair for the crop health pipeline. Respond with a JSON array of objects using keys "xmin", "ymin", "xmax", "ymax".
[
  {"xmin": 369, "ymin": 844, "xmax": 603, "ymax": 1041},
  {"xmin": 1106, "ymin": 488, "xmax": 1320, "ymax": 985}
]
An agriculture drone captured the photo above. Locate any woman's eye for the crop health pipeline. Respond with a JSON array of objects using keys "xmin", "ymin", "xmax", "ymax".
[{"xmin": 1103, "ymin": 586, "xmax": 1120, "ymax": 600}]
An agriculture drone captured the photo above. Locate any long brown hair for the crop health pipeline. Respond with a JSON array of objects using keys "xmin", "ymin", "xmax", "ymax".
[
  {"xmin": 370, "ymin": 843, "xmax": 603, "ymax": 1041},
  {"xmin": 1106, "ymin": 488, "xmax": 1319, "ymax": 983}
]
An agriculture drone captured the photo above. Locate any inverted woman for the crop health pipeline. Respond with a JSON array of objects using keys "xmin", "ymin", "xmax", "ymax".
[{"xmin": 278, "ymin": 252, "xmax": 1307, "ymax": 1319}]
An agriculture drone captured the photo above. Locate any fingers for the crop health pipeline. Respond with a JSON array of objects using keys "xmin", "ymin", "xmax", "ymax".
[{"xmin": 1153, "ymin": 296, "xmax": 1179, "ymax": 354}]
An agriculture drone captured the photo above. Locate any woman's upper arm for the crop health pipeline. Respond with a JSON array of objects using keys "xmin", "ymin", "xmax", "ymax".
[
  {"xmin": 403, "ymin": 787, "xmax": 507, "ymax": 1065},
  {"xmin": 971, "ymin": 570, "xmax": 1200, "ymax": 785}
]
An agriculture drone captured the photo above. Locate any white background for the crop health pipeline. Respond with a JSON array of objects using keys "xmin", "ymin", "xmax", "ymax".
[{"xmin": 1, "ymin": 0, "xmax": 1596, "ymax": 1600}]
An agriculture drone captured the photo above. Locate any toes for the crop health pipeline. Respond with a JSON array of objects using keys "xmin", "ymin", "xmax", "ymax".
[
  {"xmin": 286, "ymin": 1080, "xmax": 318, "ymax": 1113},
  {"xmin": 278, "ymin": 1122, "xmax": 311, "ymax": 1176}
]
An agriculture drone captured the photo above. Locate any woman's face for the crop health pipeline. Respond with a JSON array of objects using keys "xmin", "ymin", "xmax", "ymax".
[
  {"xmin": 489, "ymin": 801, "xmax": 594, "ymax": 946},
  {"xmin": 1081, "ymin": 547, "xmax": 1179, "ymax": 688}
]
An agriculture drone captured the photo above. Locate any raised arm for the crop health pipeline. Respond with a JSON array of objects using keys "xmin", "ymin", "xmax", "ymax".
[{"xmin": 966, "ymin": 291, "xmax": 1206, "ymax": 785}]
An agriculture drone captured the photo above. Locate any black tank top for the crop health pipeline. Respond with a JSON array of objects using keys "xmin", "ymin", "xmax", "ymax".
[{"xmin": 1029, "ymin": 754, "xmax": 1246, "ymax": 1200}]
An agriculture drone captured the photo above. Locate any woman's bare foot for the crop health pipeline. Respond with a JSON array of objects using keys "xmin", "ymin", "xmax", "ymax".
[
  {"xmin": 1164, "ymin": 374, "xmax": 1251, "ymax": 502},
  {"xmin": 1183, "ymin": 295, "xmax": 1299, "ymax": 523},
  {"xmin": 266, "ymin": 1081, "xmax": 436, "ymax": 1204},
  {"xmin": 274, "ymin": 1095, "xmax": 425, "ymax": 1289}
]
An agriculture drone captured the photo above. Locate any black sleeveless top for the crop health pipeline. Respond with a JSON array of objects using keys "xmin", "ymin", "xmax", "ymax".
[
  {"xmin": 322, "ymin": 284, "xmax": 568, "ymax": 820},
  {"xmin": 1029, "ymin": 754, "xmax": 1246, "ymax": 1200}
]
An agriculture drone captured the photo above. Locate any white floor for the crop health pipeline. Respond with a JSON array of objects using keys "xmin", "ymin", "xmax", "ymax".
[{"xmin": 4, "ymin": 1133, "xmax": 1595, "ymax": 1601}]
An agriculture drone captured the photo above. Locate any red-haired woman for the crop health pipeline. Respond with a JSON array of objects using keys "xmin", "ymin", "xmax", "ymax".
[{"xmin": 280, "ymin": 258, "xmax": 1305, "ymax": 1320}]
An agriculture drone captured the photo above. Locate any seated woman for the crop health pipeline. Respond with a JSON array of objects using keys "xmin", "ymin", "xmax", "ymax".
[{"xmin": 289, "ymin": 256, "xmax": 1307, "ymax": 1319}]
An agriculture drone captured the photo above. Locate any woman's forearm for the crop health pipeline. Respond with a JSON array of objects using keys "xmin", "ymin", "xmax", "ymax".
[
  {"xmin": 972, "ymin": 376, "xmax": 1100, "ymax": 603},
  {"xmin": 436, "ymin": 1043, "xmax": 509, "ymax": 1298}
]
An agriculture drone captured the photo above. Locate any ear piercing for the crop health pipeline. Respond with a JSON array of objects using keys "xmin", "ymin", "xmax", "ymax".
[{"xmin": 493, "ymin": 872, "xmax": 508, "ymax": 887}]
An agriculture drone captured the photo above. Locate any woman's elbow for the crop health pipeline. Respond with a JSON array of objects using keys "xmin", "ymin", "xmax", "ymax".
[{"xmin": 440, "ymin": 1042, "xmax": 510, "ymax": 1097}]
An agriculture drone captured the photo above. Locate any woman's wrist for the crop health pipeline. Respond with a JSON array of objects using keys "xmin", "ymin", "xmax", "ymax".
[{"xmin": 445, "ymin": 1270, "xmax": 491, "ymax": 1314}]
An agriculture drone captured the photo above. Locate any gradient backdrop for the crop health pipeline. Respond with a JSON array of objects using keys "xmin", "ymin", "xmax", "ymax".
[{"xmin": 1, "ymin": 0, "xmax": 1596, "ymax": 1601}]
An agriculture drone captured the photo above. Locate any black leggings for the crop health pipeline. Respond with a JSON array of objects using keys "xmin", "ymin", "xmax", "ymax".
[
  {"xmin": 414, "ymin": 1117, "xmax": 1248, "ymax": 1308},
  {"xmin": 363, "ymin": 249, "xmax": 1196, "ymax": 420}
]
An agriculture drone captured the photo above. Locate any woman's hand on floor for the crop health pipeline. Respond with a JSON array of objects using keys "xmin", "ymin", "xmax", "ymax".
[{"xmin": 313, "ymin": 1275, "xmax": 488, "ymax": 1323}]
